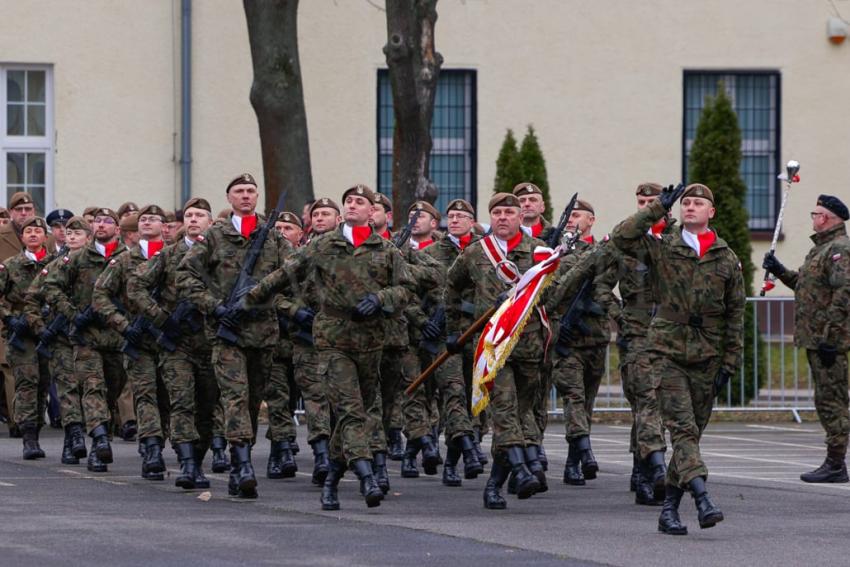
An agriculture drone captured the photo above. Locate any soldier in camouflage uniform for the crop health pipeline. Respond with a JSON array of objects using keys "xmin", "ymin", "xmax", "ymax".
[
  {"xmin": 248, "ymin": 184, "xmax": 415, "ymax": 510},
  {"xmin": 42, "ymin": 207, "xmax": 130, "ymax": 473},
  {"xmin": 23, "ymin": 216, "xmax": 91, "ymax": 465},
  {"xmin": 545, "ymin": 199, "xmax": 619, "ymax": 491},
  {"xmin": 612, "ymin": 184, "xmax": 745, "ymax": 535},
  {"xmin": 128, "ymin": 198, "xmax": 226, "ymax": 489},
  {"xmin": 178, "ymin": 173, "xmax": 287, "ymax": 499},
  {"xmin": 0, "ymin": 217, "xmax": 54, "ymax": 459},
  {"xmin": 613, "ymin": 183, "xmax": 672, "ymax": 505},
  {"xmin": 93, "ymin": 204, "xmax": 171, "ymax": 481},
  {"xmin": 446, "ymin": 193, "xmax": 547, "ymax": 509},
  {"xmin": 763, "ymin": 194, "xmax": 850, "ymax": 483}
]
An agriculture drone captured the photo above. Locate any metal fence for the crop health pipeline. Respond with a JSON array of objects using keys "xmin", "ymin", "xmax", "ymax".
[{"xmin": 550, "ymin": 296, "xmax": 816, "ymax": 422}]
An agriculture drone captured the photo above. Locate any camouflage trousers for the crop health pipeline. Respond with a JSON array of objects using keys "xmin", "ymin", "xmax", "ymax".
[
  {"xmin": 73, "ymin": 346, "xmax": 127, "ymax": 435},
  {"xmin": 461, "ymin": 341, "xmax": 489, "ymax": 435},
  {"xmin": 7, "ymin": 338, "xmax": 50, "ymax": 427},
  {"xmin": 808, "ymin": 350, "xmax": 850, "ymax": 455},
  {"xmin": 293, "ymin": 343, "xmax": 332, "ymax": 443},
  {"xmin": 533, "ymin": 359, "xmax": 553, "ymax": 437},
  {"xmin": 160, "ymin": 342, "xmax": 223, "ymax": 447},
  {"xmin": 489, "ymin": 357, "xmax": 541, "ymax": 454},
  {"xmin": 320, "ymin": 348, "xmax": 382, "ymax": 465},
  {"xmin": 655, "ymin": 355, "xmax": 718, "ymax": 488},
  {"xmin": 49, "ymin": 341, "xmax": 84, "ymax": 427},
  {"xmin": 124, "ymin": 349, "xmax": 169, "ymax": 440},
  {"xmin": 211, "ymin": 342, "xmax": 272, "ymax": 443},
  {"xmin": 552, "ymin": 346, "xmax": 607, "ymax": 440},
  {"xmin": 421, "ymin": 346, "xmax": 473, "ymax": 443},
  {"xmin": 619, "ymin": 335, "xmax": 666, "ymax": 459},
  {"xmin": 384, "ymin": 346, "xmax": 428, "ymax": 441},
  {"xmin": 266, "ymin": 350, "xmax": 296, "ymax": 443},
  {"xmin": 376, "ymin": 346, "xmax": 407, "ymax": 449}
]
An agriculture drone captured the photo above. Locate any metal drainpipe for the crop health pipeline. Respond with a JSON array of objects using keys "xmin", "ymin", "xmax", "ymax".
[{"xmin": 180, "ymin": 0, "xmax": 192, "ymax": 205}]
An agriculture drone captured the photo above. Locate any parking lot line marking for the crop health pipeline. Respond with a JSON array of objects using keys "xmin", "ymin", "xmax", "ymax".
[
  {"xmin": 0, "ymin": 481, "xmax": 14, "ymax": 486},
  {"xmin": 746, "ymin": 424, "xmax": 821, "ymax": 433},
  {"xmin": 702, "ymin": 433, "xmax": 824, "ymax": 451}
]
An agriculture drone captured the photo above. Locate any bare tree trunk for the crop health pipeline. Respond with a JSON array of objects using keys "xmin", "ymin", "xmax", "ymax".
[
  {"xmin": 244, "ymin": 0, "xmax": 313, "ymax": 214},
  {"xmin": 384, "ymin": 0, "xmax": 443, "ymax": 217}
]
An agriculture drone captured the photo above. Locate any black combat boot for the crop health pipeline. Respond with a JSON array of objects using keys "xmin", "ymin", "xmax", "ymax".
[
  {"xmin": 442, "ymin": 443, "xmax": 463, "ymax": 487},
  {"xmin": 419, "ymin": 434, "xmax": 440, "ymax": 475},
  {"xmin": 320, "ymin": 460, "xmax": 344, "ymax": 511},
  {"xmin": 310, "ymin": 437, "xmax": 330, "ymax": 486},
  {"xmin": 630, "ymin": 454, "xmax": 640, "ymax": 492},
  {"xmin": 657, "ymin": 484, "xmax": 688, "ymax": 535},
  {"xmin": 401, "ymin": 439, "xmax": 421, "ymax": 478},
  {"xmin": 689, "ymin": 476, "xmax": 724, "ymax": 529},
  {"xmin": 141, "ymin": 436, "xmax": 165, "ymax": 480},
  {"xmin": 432, "ymin": 426, "xmax": 443, "ymax": 465},
  {"xmin": 800, "ymin": 451, "xmax": 849, "ymax": 483},
  {"xmin": 89, "ymin": 423, "xmax": 113, "ymax": 464},
  {"xmin": 289, "ymin": 435, "xmax": 300, "ymax": 455},
  {"xmin": 506, "ymin": 446, "xmax": 540, "ymax": 499},
  {"xmin": 61, "ymin": 427, "xmax": 79, "ymax": 465},
  {"xmin": 68, "ymin": 422, "xmax": 87, "ymax": 459},
  {"xmin": 387, "ymin": 428, "xmax": 404, "ymax": 461},
  {"xmin": 525, "ymin": 445, "xmax": 548, "ymax": 493},
  {"xmin": 458, "ymin": 434, "xmax": 484, "ymax": 479},
  {"xmin": 351, "ymin": 458, "xmax": 383, "ymax": 508},
  {"xmin": 230, "ymin": 442, "xmax": 258, "ymax": 498},
  {"xmin": 483, "ymin": 452, "xmax": 511, "ymax": 510},
  {"xmin": 192, "ymin": 446, "xmax": 211, "ymax": 489},
  {"xmin": 119, "ymin": 420, "xmax": 137, "ymax": 442},
  {"xmin": 473, "ymin": 426, "xmax": 488, "ymax": 466},
  {"xmin": 86, "ymin": 444, "xmax": 108, "ymax": 473},
  {"xmin": 372, "ymin": 451, "xmax": 390, "ymax": 494},
  {"xmin": 267, "ymin": 440, "xmax": 297, "ymax": 479},
  {"xmin": 563, "ymin": 439, "xmax": 585, "ymax": 485},
  {"xmin": 538, "ymin": 443, "xmax": 548, "ymax": 472},
  {"xmin": 210, "ymin": 436, "xmax": 229, "ymax": 473},
  {"xmin": 635, "ymin": 469, "xmax": 661, "ymax": 506},
  {"xmin": 21, "ymin": 423, "xmax": 45, "ymax": 460},
  {"xmin": 576, "ymin": 435, "xmax": 598, "ymax": 480},
  {"xmin": 174, "ymin": 442, "xmax": 198, "ymax": 489},
  {"xmin": 645, "ymin": 450, "xmax": 667, "ymax": 501}
]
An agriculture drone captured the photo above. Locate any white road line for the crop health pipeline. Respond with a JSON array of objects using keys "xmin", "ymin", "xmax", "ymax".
[
  {"xmin": 745, "ymin": 424, "xmax": 821, "ymax": 433},
  {"xmin": 58, "ymin": 468, "xmax": 128, "ymax": 486},
  {"xmin": 702, "ymin": 433, "xmax": 823, "ymax": 451},
  {"xmin": 0, "ymin": 481, "xmax": 15, "ymax": 486},
  {"xmin": 711, "ymin": 472, "xmax": 850, "ymax": 491}
]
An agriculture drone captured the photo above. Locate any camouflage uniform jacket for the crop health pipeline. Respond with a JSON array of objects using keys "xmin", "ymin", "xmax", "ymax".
[
  {"xmin": 611, "ymin": 200, "xmax": 745, "ymax": 372},
  {"xmin": 777, "ymin": 222, "xmax": 850, "ymax": 350},
  {"xmin": 41, "ymin": 242, "xmax": 129, "ymax": 350},
  {"xmin": 544, "ymin": 238, "xmax": 618, "ymax": 348},
  {"xmin": 92, "ymin": 244, "xmax": 155, "ymax": 345},
  {"xmin": 402, "ymin": 245, "xmax": 444, "ymax": 348},
  {"xmin": 248, "ymin": 226, "xmax": 415, "ymax": 353},
  {"xmin": 424, "ymin": 235, "xmax": 479, "ymax": 337},
  {"xmin": 22, "ymin": 253, "xmax": 74, "ymax": 338},
  {"xmin": 177, "ymin": 214, "xmax": 286, "ymax": 349},
  {"xmin": 0, "ymin": 249, "xmax": 55, "ymax": 324},
  {"xmin": 446, "ymin": 232, "xmax": 548, "ymax": 362}
]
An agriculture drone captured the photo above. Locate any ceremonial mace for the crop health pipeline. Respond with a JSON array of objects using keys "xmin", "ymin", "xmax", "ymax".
[{"xmin": 760, "ymin": 159, "xmax": 800, "ymax": 296}]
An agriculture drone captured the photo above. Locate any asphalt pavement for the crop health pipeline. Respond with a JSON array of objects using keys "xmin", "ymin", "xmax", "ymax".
[{"xmin": 2, "ymin": 422, "xmax": 849, "ymax": 566}]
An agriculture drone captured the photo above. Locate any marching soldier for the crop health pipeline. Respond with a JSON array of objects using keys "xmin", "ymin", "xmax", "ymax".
[
  {"xmin": 407, "ymin": 201, "xmax": 439, "ymax": 250},
  {"xmin": 247, "ymin": 184, "xmax": 415, "ymax": 510},
  {"xmin": 119, "ymin": 214, "xmax": 140, "ymax": 249},
  {"xmin": 763, "ymin": 194, "xmax": 850, "ymax": 483},
  {"xmin": 446, "ymin": 193, "xmax": 546, "ymax": 509},
  {"xmin": 92, "ymin": 204, "xmax": 171, "ymax": 481},
  {"xmin": 117, "ymin": 202, "xmax": 140, "ymax": 221},
  {"xmin": 42, "ymin": 208, "xmax": 130, "ymax": 472},
  {"xmin": 128, "ymin": 198, "xmax": 226, "ymax": 489},
  {"xmin": 0, "ymin": 217, "xmax": 55, "ymax": 458},
  {"xmin": 178, "ymin": 173, "xmax": 287, "ymax": 499},
  {"xmin": 514, "ymin": 182, "xmax": 552, "ymax": 240},
  {"xmin": 24, "ymin": 216, "xmax": 91, "ymax": 465},
  {"xmin": 612, "ymin": 183, "xmax": 745, "ymax": 535},
  {"xmin": 46, "ymin": 208, "xmax": 74, "ymax": 254}
]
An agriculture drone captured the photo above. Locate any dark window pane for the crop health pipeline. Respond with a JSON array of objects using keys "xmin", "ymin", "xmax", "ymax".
[
  {"xmin": 27, "ymin": 70, "xmax": 46, "ymax": 103},
  {"xmin": 27, "ymin": 152, "xmax": 46, "ymax": 185},
  {"xmin": 7, "ymin": 71, "xmax": 24, "ymax": 102},
  {"xmin": 7, "ymin": 153, "xmax": 24, "ymax": 184},
  {"xmin": 27, "ymin": 105, "xmax": 46, "ymax": 136},
  {"xmin": 7, "ymin": 104, "xmax": 24, "ymax": 136}
]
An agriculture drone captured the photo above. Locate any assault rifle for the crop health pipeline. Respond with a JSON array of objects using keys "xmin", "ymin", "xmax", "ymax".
[
  {"xmin": 392, "ymin": 208, "xmax": 422, "ymax": 249},
  {"xmin": 68, "ymin": 305, "xmax": 98, "ymax": 345},
  {"xmin": 36, "ymin": 313, "xmax": 69, "ymax": 358},
  {"xmin": 546, "ymin": 192, "xmax": 579, "ymax": 249}
]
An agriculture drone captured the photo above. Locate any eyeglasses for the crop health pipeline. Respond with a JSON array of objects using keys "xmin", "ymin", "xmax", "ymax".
[
  {"xmin": 93, "ymin": 216, "xmax": 116, "ymax": 225},
  {"xmin": 810, "ymin": 212, "xmax": 827, "ymax": 220}
]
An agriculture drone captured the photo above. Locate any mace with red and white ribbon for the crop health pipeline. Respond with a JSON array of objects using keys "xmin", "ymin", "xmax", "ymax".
[{"xmin": 760, "ymin": 160, "xmax": 800, "ymax": 296}]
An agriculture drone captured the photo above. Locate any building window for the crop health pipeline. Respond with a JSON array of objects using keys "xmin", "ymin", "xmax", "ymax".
[
  {"xmin": 683, "ymin": 71, "xmax": 780, "ymax": 231},
  {"xmin": 377, "ymin": 69, "xmax": 477, "ymax": 217},
  {"xmin": 1, "ymin": 65, "xmax": 53, "ymax": 213}
]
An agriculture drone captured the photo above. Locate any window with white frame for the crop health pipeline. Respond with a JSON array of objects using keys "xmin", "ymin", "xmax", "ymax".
[{"xmin": 1, "ymin": 65, "xmax": 53, "ymax": 214}]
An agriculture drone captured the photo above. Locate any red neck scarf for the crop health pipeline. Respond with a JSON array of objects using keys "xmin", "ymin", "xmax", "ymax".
[
  {"xmin": 147, "ymin": 240, "xmax": 164, "ymax": 259},
  {"xmin": 506, "ymin": 231, "xmax": 523, "ymax": 253},
  {"xmin": 104, "ymin": 241, "xmax": 119, "ymax": 258},
  {"xmin": 413, "ymin": 238, "xmax": 434, "ymax": 250},
  {"xmin": 530, "ymin": 221, "xmax": 544, "ymax": 238},
  {"xmin": 352, "ymin": 225, "xmax": 372, "ymax": 248},
  {"xmin": 697, "ymin": 230, "xmax": 716, "ymax": 258},
  {"xmin": 582, "ymin": 235, "xmax": 595, "ymax": 244},
  {"xmin": 458, "ymin": 233, "xmax": 472, "ymax": 250},
  {"xmin": 239, "ymin": 214, "xmax": 257, "ymax": 238},
  {"xmin": 379, "ymin": 229, "xmax": 391, "ymax": 240},
  {"xmin": 650, "ymin": 218, "xmax": 667, "ymax": 236},
  {"xmin": 34, "ymin": 247, "xmax": 47, "ymax": 262}
]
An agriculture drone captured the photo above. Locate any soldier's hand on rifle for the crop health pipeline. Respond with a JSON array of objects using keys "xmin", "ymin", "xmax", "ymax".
[
  {"xmin": 761, "ymin": 252, "xmax": 787, "ymax": 277},
  {"xmin": 817, "ymin": 343, "xmax": 838, "ymax": 368},
  {"xmin": 714, "ymin": 368, "xmax": 732, "ymax": 391},
  {"xmin": 294, "ymin": 307, "xmax": 315, "ymax": 330},
  {"xmin": 445, "ymin": 333, "xmax": 463, "ymax": 354},
  {"xmin": 659, "ymin": 183, "xmax": 686, "ymax": 211},
  {"xmin": 8, "ymin": 316, "xmax": 28, "ymax": 336},
  {"xmin": 73, "ymin": 309, "xmax": 92, "ymax": 329},
  {"xmin": 421, "ymin": 318, "xmax": 442, "ymax": 341},
  {"xmin": 123, "ymin": 324, "xmax": 143, "ymax": 347},
  {"xmin": 352, "ymin": 293, "xmax": 381, "ymax": 321},
  {"xmin": 214, "ymin": 301, "xmax": 244, "ymax": 329}
]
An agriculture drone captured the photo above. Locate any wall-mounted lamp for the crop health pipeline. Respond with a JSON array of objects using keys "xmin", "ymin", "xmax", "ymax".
[{"xmin": 828, "ymin": 16, "xmax": 848, "ymax": 45}]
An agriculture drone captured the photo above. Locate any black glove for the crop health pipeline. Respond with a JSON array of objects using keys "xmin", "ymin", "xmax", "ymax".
[
  {"xmin": 421, "ymin": 319, "xmax": 441, "ymax": 341},
  {"xmin": 494, "ymin": 291, "xmax": 510, "ymax": 308},
  {"xmin": 39, "ymin": 326, "xmax": 56, "ymax": 344},
  {"xmin": 817, "ymin": 343, "xmax": 838, "ymax": 368},
  {"xmin": 123, "ymin": 324, "xmax": 144, "ymax": 347},
  {"xmin": 352, "ymin": 293, "xmax": 381, "ymax": 321},
  {"xmin": 445, "ymin": 333, "xmax": 463, "ymax": 354},
  {"xmin": 159, "ymin": 314, "xmax": 181, "ymax": 341},
  {"xmin": 659, "ymin": 183, "xmax": 686, "ymax": 211},
  {"xmin": 214, "ymin": 302, "xmax": 244, "ymax": 329},
  {"xmin": 293, "ymin": 307, "xmax": 315, "ymax": 330},
  {"xmin": 8, "ymin": 316, "xmax": 28, "ymax": 336},
  {"xmin": 714, "ymin": 368, "xmax": 733, "ymax": 391},
  {"xmin": 762, "ymin": 252, "xmax": 787, "ymax": 278}
]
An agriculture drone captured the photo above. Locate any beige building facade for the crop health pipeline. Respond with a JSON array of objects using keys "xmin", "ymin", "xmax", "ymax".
[{"xmin": 2, "ymin": 0, "xmax": 849, "ymax": 293}]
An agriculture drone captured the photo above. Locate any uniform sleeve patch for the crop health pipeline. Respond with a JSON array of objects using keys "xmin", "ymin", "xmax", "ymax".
[
  {"xmin": 62, "ymin": 256, "xmax": 70, "ymax": 263},
  {"xmin": 109, "ymin": 259, "xmax": 117, "ymax": 265},
  {"xmin": 0, "ymin": 264, "xmax": 5, "ymax": 270},
  {"xmin": 833, "ymin": 253, "xmax": 842, "ymax": 262},
  {"xmin": 196, "ymin": 234, "xmax": 205, "ymax": 242},
  {"xmin": 41, "ymin": 268, "xmax": 49, "ymax": 275}
]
